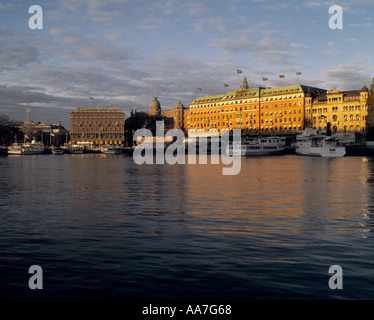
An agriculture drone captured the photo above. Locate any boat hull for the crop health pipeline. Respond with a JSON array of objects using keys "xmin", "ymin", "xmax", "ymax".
[
  {"xmin": 8, "ymin": 150, "xmax": 45, "ymax": 155},
  {"xmin": 226, "ymin": 147, "xmax": 285, "ymax": 157},
  {"xmin": 102, "ymin": 150, "xmax": 122, "ymax": 154},
  {"xmin": 52, "ymin": 149, "xmax": 64, "ymax": 155},
  {"xmin": 296, "ymin": 146, "xmax": 346, "ymax": 157},
  {"xmin": 8, "ymin": 148, "xmax": 45, "ymax": 155}
]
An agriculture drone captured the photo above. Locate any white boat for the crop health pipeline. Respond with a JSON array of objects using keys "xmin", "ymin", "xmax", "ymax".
[
  {"xmin": 52, "ymin": 147, "xmax": 64, "ymax": 155},
  {"xmin": 101, "ymin": 145, "xmax": 122, "ymax": 154},
  {"xmin": 8, "ymin": 140, "xmax": 45, "ymax": 155},
  {"xmin": 226, "ymin": 136, "xmax": 286, "ymax": 156},
  {"xmin": 296, "ymin": 128, "xmax": 345, "ymax": 157}
]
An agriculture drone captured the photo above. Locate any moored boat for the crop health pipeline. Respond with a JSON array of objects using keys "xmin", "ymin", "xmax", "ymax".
[
  {"xmin": 296, "ymin": 128, "xmax": 345, "ymax": 158},
  {"xmin": 8, "ymin": 140, "xmax": 45, "ymax": 155},
  {"xmin": 52, "ymin": 147, "xmax": 64, "ymax": 155},
  {"xmin": 101, "ymin": 145, "xmax": 122, "ymax": 154},
  {"xmin": 68, "ymin": 145, "xmax": 84, "ymax": 154},
  {"xmin": 226, "ymin": 135, "xmax": 286, "ymax": 156}
]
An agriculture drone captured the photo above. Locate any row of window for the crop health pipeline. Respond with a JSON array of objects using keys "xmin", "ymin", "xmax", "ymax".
[
  {"xmin": 191, "ymin": 101, "xmax": 302, "ymax": 114},
  {"xmin": 190, "ymin": 104, "xmax": 303, "ymax": 116},
  {"xmin": 72, "ymin": 121, "xmax": 123, "ymax": 125},
  {"xmin": 313, "ymin": 115, "xmax": 365, "ymax": 122},
  {"xmin": 72, "ymin": 127, "xmax": 124, "ymax": 132},
  {"xmin": 314, "ymin": 125, "xmax": 364, "ymax": 133},
  {"xmin": 192, "ymin": 94, "xmax": 305, "ymax": 108},
  {"xmin": 71, "ymin": 133, "xmax": 125, "ymax": 139},
  {"xmin": 190, "ymin": 116, "xmax": 303, "ymax": 128},
  {"xmin": 71, "ymin": 115, "xmax": 123, "ymax": 120},
  {"xmin": 311, "ymin": 105, "xmax": 362, "ymax": 113}
]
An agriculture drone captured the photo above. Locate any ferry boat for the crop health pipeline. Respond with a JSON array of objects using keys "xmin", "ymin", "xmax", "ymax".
[
  {"xmin": 226, "ymin": 136, "xmax": 286, "ymax": 156},
  {"xmin": 8, "ymin": 140, "xmax": 45, "ymax": 155},
  {"xmin": 295, "ymin": 128, "xmax": 346, "ymax": 158},
  {"xmin": 101, "ymin": 145, "xmax": 122, "ymax": 154}
]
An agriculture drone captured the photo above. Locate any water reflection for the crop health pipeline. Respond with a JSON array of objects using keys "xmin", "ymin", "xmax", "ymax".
[{"xmin": 1, "ymin": 154, "xmax": 374, "ymax": 299}]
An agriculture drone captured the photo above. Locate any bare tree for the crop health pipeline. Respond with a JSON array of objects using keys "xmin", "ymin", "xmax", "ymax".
[
  {"xmin": 21, "ymin": 122, "xmax": 41, "ymax": 142},
  {"xmin": 0, "ymin": 115, "xmax": 23, "ymax": 145}
]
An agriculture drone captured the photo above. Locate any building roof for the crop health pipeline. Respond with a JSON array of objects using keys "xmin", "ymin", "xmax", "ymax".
[
  {"xmin": 174, "ymin": 99, "xmax": 185, "ymax": 110},
  {"xmin": 70, "ymin": 106, "xmax": 124, "ymax": 113},
  {"xmin": 361, "ymin": 85, "xmax": 369, "ymax": 92},
  {"xmin": 261, "ymin": 84, "xmax": 326, "ymax": 97},
  {"xmin": 149, "ymin": 92, "xmax": 161, "ymax": 115},
  {"xmin": 190, "ymin": 84, "xmax": 326, "ymax": 105},
  {"xmin": 313, "ymin": 89, "xmax": 362, "ymax": 102}
]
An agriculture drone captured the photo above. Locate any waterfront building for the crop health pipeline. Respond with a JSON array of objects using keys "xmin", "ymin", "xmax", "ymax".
[
  {"xmin": 188, "ymin": 77, "xmax": 325, "ymax": 134},
  {"xmin": 307, "ymin": 86, "xmax": 369, "ymax": 133},
  {"xmin": 162, "ymin": 99, "xmax": 188, "ymax": 132},
  {"xmin": 69, "ymin": 106, "xmax": 125, "ymax": 145},
  {"xmin": 124, "ymin": 93, "xmax": 176, "ymax": 145},
  {"xmin": 20, "ymin": 118, "xmax": 69, "ymax": 146}
]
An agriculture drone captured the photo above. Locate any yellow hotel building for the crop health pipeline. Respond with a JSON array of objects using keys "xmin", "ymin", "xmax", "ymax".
[{"xmin": 187, "ymin": 77, "xmax": 369, "ymax": 134}]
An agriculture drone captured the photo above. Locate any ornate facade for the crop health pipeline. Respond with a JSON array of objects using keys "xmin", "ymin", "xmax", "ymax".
[
  {"xmin": 306, "ymin": 86, "xmax": 369, "ymax": 133},
  {"xmin": 162, "ymin": 99, "xmax": 188, "ymax": 132}
]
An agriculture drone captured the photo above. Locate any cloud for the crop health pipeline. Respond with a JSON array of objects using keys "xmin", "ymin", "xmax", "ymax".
[
  {"xmin": 191, "ymin": 16, "xmax": 232, "ymax": 34},
  {"xmin": 347, "ymin": 22, "xmax": 373, "ymax": 27},
  {"xmin": 347, "ymin": 38, "xmax": 361, "ymax": 43},
  {"xmin": 137, "ymin": 17, "xmax": 166, "ymax": 30},
  {"xmin": 0, "ymin": 44, "xmax": 40, "ymax": 68},
  {"xmin": 211, "ymin": 32, "xmax": 305, "ymax": 67},
  {"xmin": 207, "ymin": 17, "xmax": 232, "ymax": 33},
  {"xmin": 183, "ymin": 2, "xmax": 210, "ymax": 15},
  {"xmin": 262, "ymin": 3, "xmax": 289, "ymax": 11},
  {"xmin": 0, "ymin": 1, "xmax": 14, "ymax": 9},
  {"xmin": 323, "ymin": 64, "xmax": 371, "ymax": 90},
  {"xmin": 252, "ymin": 50, "xmax": 301, "ymax": 66},
  {"xmin": 210, "ymin": 36, "xmax": 255, "ymax": 54}
]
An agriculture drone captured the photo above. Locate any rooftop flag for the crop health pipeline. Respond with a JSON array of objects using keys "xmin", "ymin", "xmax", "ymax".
[
  {"xmin": 262, "ymin": 77, "xmax": 268, "ymax": 81},
  {"xmin": 197, "ymin": 88, "xmax": 202, "ymax": 91},
  {"xmin": 237, "ymin": 70, "xmax": 242, "ymax": 74},
  {"xmin": 224, "ymin": 83, "xmax": 229, "ymax": 87},
  {"xmin": 296, "ymin": 72, "xmax": 302, "ymax": 75},
  {"xmin": 279, "ymin": 75, "xmax": 285, "ymax": 79}
]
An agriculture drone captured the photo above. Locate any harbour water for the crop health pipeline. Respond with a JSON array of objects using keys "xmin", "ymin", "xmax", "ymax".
[{"xmin": 1, "ymin": 153, "xmax": 374, "ymax": 300}]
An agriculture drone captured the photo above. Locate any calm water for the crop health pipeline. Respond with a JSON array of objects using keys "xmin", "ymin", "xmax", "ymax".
[{"xmin": 1, "ymin": 153, "xmax": 374, "ymax": 300}]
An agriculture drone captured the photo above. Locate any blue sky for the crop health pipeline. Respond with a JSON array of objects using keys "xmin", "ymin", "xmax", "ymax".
[{"xmin": 0, "ymin": 0, "xmax": 373, "ymax": 127}]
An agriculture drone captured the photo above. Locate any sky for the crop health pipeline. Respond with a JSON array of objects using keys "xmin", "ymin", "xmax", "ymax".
[{"xmin": 0, "ymin": 0, "xmax": 373, "ymax": 128}]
